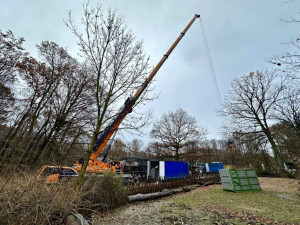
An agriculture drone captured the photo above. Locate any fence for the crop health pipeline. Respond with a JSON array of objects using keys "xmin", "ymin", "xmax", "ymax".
[{"xmin": 127, "ymin": 174, "xmax": 220, "ymax": 195}]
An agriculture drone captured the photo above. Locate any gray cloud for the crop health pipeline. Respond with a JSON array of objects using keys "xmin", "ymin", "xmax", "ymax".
[{"xmin": 1, "ymin": 0, "xmax": 299, "ymax": 142}]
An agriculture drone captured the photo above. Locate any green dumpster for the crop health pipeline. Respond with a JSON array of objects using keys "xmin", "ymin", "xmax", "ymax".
[{"xmin": 219, "ymin": 169, "xmax": 261, "ymax": 192}]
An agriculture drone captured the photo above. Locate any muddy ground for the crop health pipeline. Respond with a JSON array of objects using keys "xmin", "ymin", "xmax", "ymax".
[{"xmin": 94, "ymin": 178, "xmax": 300, "ymax": 225}]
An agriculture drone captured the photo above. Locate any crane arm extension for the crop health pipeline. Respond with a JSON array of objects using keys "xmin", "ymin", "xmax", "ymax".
[
  {"xmin": 90, "ymin": 14, "xmax": 200, "ymax": 161},
  {"xmin": 101, "ymin": 130, "xmax": 118, "ymax": 162}
]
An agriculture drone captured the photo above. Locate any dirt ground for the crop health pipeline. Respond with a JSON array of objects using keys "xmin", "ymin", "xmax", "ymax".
[
  {"xmin": 94, "ymin": 178, "xmax": 300, "ymax": 225},
  {"xmin": 94, "ymin": 188, "xmax": 213, "ymax": 225}
]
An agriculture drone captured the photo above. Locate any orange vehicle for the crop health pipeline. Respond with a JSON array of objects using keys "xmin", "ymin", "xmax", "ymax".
[
  {"xmin": 36, "ymin": 165, "xmax": 78, "ymax": 183},
  {"xmin": 37, "ymin": 14, "xmax": 200, "ymax": 183}
]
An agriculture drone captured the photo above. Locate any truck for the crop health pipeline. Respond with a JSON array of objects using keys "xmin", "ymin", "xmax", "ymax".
[{"xmin": 37, "ymin": 14, "xmax": 201, "ymax": 183}]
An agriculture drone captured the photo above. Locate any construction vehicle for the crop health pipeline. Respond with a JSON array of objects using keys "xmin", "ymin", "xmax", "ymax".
[
  {"xmin": 36, "ymin": 165, "xmax": 78, "ymax": 183},
  {"xmin": 37, "ymin": 14, "xmax": 200, "ymax": 183}
]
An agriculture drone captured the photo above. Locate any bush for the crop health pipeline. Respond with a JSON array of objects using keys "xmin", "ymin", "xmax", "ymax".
[{"xmin": 81, "ymin": 172, "xmax": 128, "ymax": 211}]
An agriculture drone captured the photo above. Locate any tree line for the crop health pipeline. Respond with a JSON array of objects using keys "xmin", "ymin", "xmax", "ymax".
[
  {"xmin": 0, "ymin": 4, "xmax": 299, "ymax": 175},
  {"xmin": 0, "ymin": 4, "xmax": 153, "ymax": 169}
]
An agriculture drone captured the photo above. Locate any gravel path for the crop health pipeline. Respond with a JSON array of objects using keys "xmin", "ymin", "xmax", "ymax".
[{"xmin": 94, "ymin": 186, "xmax": 216, "ymax": 225}]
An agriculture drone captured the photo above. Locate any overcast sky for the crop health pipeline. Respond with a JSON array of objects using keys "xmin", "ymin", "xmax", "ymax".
[{"xmin": 1, "ymin": 0, "xmax": 299, "ymax": 144}]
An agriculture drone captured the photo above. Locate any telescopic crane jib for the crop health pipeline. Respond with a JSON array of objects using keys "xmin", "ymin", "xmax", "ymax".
[
  {"xmin": 37, "ymin": 14, "xmax": 200, "ymax": 183},
  {"xmin": 75, "ymin": 14, "xmax": 201, "ymax": 173}
]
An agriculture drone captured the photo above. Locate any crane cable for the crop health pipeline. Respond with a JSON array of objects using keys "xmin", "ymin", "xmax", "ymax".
[
  {"xmin": 199, "ymin": 18, "xmax": 222, "ymax": 106},
  {"xmin": 199, "ymin": 18, "xmax": 230, "ymax": 142}
]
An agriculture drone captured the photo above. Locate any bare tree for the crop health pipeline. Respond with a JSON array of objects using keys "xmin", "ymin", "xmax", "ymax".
[
  {"xmin": 0, "ymin": 54, "xmax": 56, "ymax": 163},
  {"xmin": 269, "ymin": 37, "xmax": 300, "ymax": 74},
  {"xmin": 13, "ymin": 42, "xmax": 84, "ymax": 165},
  {"xmin": 268, "ymin": 9, "xmax": 299, "ymax": 75},
  {"xmin": 145, "ymin": 142, "xmax": 164, "ymax": 160},
  {"xmin": 108, "ymin": 138, "xmax": 127, "ymax": 160},
  {"xmin": 183, "ymin": 142, "xmax": 212, "ymax": 164},
  {"xmin": 271, "ymin": 122, "xmax": 300, "ymax": 161},
  {"xmin": 273, "ymin": 80, "xmax": 300, "ymax": 139},
  {"xmin": 0, "ymin": 30, "xmax": 26, "ymax": 85},
  {"xmin": 126, "ymin": 138, "xmax": 145, "ymax": 157},
  {"xmin": 220, "ymin": 70, "xmax": 289, "ymax": 168},
  {"xmin": 66, "ymin": 4, "xmax": 154, "ymax": 189},
  {"xmin": 150, "ymin": 108, "xmax": 207, "ymax": 160},
  {"xmin": 0, "ymin": 30, "xmax": 27, "ymax": 124},
  {"xmin": 29, "ymin": 41, "xmax": 90, "ymax": 166},
  {"xmin": 0, "ymin": 40, "xmax": 91, "ymax": 166},
  {"xmin": 230, "ymin": 132, "xmax": 275, "ymax": 170}
]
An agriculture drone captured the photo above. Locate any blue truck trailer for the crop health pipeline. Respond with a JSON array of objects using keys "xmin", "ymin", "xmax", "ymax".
[
  {"xmin": 201, "ymin": 162, "xmax": 224, "ymax": 173},
  {"xmin": 147, "ymin": 161, "xmax": 190, "ymax": 180}
]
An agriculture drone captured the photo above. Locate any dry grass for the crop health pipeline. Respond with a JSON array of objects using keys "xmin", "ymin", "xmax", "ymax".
[
  {"xmin": 0, "ymin": 170, "xmax": 127, "ymax": 225},
  {"xmin": 0, "ymin": 171, "xmax": 83, "ymax": 225},
  {"xmin": 258, "ymin": 177, "xmax": 299, "ymax": 194}
]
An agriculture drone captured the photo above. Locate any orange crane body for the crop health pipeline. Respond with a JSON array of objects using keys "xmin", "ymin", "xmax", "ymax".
[
  {"xmin": 38, "ymin": 14, "xmax": 200, "ymax": 183},
  {"xmin": 85, "ymin": 13, "xmax": 200, "ymax": 163}
]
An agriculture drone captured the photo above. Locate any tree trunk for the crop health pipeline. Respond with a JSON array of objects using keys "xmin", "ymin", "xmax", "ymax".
[
  {"xmin": 266, "ymin": 134, "xmax": 283, "ymax": 168},
  {"xmin": 74, "ymin": 132, "xmax": 97, "ymax": 191},
  {"xmin": 175, "ymin": 147, "xmax": 179, "ymax": 160}
]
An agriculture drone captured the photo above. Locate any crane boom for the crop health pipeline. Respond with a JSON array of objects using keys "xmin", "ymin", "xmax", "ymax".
[
  {"xmin": 90, "ymin": 14, "xmax": 200, "ymax": 160},
  {"xmin": 37, "ymin": 14, "xmax": 201, "ymax": 184}
]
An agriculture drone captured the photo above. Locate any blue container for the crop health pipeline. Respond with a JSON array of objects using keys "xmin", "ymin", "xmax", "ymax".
[
  {"xmin": 202, "ymin": 162, "xmax": 224, "ymax": 173},
  {"xmin": 147, "ymin": 161, "xmax": 190, "ymax": 180},
  {"xmin": 164, "ymin": 161, "xmax": 189, "ymax": 179}
]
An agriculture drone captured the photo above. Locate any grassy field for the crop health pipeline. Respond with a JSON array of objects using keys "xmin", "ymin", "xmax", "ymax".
[
  {"xmin": 172, "ymin": 177, "xmax": 300, "ymax": 224},
  {"xmin": 97, "ymin": 177, "xmax": 300, "ymax": 224}
]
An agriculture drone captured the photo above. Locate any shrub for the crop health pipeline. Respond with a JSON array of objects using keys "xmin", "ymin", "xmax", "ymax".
[{"xmin": 81, "ymin": 172, "xmax": 128, "ymax": 211}]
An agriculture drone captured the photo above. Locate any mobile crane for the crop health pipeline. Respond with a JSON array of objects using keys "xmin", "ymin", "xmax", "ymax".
[{"xmin": 37, "ymin": 14, "xmax": 200, "ymax": 183}]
